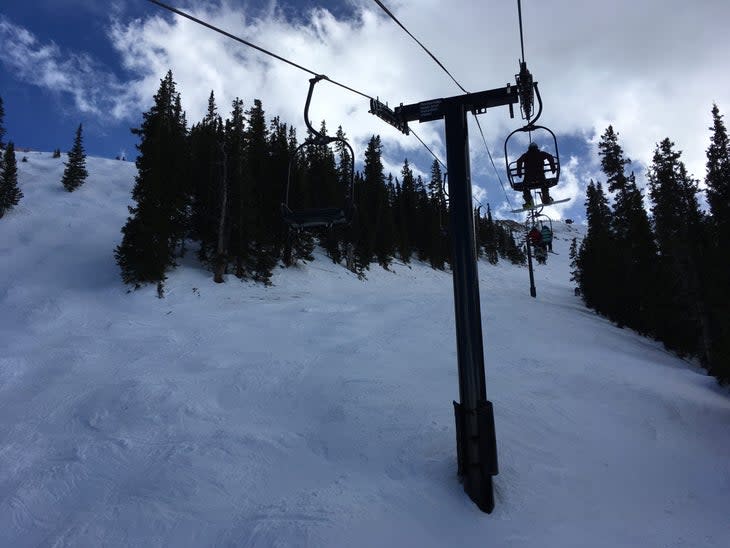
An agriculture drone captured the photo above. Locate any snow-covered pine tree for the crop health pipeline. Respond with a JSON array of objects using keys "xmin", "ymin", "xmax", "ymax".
[{"xmin": 61, "ymin": 124, "xmax": 88, "ymax": 192}]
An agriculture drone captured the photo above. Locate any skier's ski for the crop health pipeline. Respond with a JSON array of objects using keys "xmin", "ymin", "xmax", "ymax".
[{"xmin": 511, "ymin": 198, "xmax": 570, "ymax": 214}]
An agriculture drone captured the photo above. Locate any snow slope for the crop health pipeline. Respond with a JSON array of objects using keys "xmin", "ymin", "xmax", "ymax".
[{"xmin": 1, "ymin": 151, "xmax": 729, "ymax": 547}]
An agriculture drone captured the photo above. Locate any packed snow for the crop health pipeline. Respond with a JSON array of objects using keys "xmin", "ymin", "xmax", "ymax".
[{"xmin": 1, "ymin": 151, "xmax": 729, "ymax": 547}]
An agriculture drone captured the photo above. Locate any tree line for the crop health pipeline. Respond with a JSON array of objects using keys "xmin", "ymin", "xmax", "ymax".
[
  {"xmin": 572, "ymin": 115, "xmax": 730, "ymax": 384},
  {"xmin": 115, "ymin": 71, "xmax": 525, "ymax": 297}
]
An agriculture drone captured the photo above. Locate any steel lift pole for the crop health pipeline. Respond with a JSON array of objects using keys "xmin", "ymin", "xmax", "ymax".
[{"xmin": 372, "ymin": 85, "xmax": 517, "ymax": 513}]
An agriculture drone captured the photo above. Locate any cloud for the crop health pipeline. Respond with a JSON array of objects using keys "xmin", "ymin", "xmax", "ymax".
[
  {"xmin": 103, "ymin": 1, "xmax": 728, "ymax": 213},
  {"xmin": 5, "ymin": 0, "xmax": 728, "ymax": 216},
  {"xmin": 0, "ymin": 16, "xmax": 135, "ymax": 120}
]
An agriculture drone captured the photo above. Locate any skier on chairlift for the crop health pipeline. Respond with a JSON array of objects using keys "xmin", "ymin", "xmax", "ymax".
[
  {"xmin": 540, "ymin": 224, "xmax": 553, "ymax": 252},
  {"xmin": 516, "ymin": 142, "xmax": 557, "ymax": 208}
]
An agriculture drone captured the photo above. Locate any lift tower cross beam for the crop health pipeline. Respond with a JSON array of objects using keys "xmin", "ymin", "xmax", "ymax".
[{"xmin": 394, "ymin": 85, "xmax": 517, "ymax": 514}]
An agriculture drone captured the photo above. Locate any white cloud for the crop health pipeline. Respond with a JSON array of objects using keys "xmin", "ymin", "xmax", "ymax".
[
  {"xmin": 6, "ymin": 1, "xmax": 729, "ymax": 215},
  {"xmin": 0, "ymin": 16, "xmax": 135, "ymax": 120},
  {"xmin": 104, "ymin": 1, "xmax": 728, "ymax": 206}
]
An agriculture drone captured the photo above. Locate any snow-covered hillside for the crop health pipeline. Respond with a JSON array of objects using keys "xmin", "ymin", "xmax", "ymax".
[{"xmin": 1, "ymin": 151, "xmax": 729, "ymax": 547}]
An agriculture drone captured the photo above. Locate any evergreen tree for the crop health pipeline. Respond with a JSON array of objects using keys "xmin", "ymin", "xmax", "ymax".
[
  {"xmin": 597, "ymin": 126, "xmax": 658, "ymax": 334},
  {"xmin": 705, "ymin": 104, "xmax": 730, "ymax": 240},
  {"xmin": 245, "ymin": 99, "xmax": 278, "ymax": 284},
  {"xmin": 577, "ymin": 180, "xmax": 614, "ymax": 315},
  {"xmin": 569, "ymin": 237, "xmax": 580, "ymax": 291},
  {"xmin": 498, "ymin": 224, "xmax": 526, "ymax": 265},
  {"xmin": 189, "ymin": 91, "xmax": 224, "ymax": 266},
  {"xmin": 303, "ymin": 120, "xmax": 339, "ymax": 264},
  {"xmin": 648, "ymin": 138, "xmax": 712, "ymax": 362},
  {"xmin": 319, "ymin": 125, "xmax": 354, "ymax": 267},
  {"xmin": 481, "ymin": 204, "xmax": 499, "ymax": 265},
  {"xmin": 426, "ymin": 159, "xmax": 448, "ymax": 269},
  {"xmin": 353, "ymin": 135, "xmax": 394, "ymax": 271},
  {"xmin": 704, "ymin": 104, "xmax": 730, "ymax": 382},
  {"xmin": 0, "ymin": 142, "xmax": 22, "ymax": 218},
  {"xmin": 61, "ymin": 124, "xmax": 88, "ymax": 192},
  {"xmin": 115, "ymin": 71, "xmax": 190, "ymax": 293},
  {"xmin": 225, "ymin": 98, "xmax": 250, "ymax": 278},
  {"xmin": 396, "ymin": 158, "xmax": 416, "ymax": 262},
  {"xmin": 413, "ymin": 174, "xmax": 430, "ymax": 261},
  {"xmin": 282, "ymin": 124, "xmax": 315, "ymax": 267}
]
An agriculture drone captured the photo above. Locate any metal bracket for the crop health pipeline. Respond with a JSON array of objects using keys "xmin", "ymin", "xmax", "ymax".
[{"xmin": 369, "ymin": 98, "xmax": 410, "ymax": 135}]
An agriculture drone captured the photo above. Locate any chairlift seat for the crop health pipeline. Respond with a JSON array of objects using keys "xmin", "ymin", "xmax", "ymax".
[
  {"xmin": 282, "ymin": 205, "xmax": 348, "ymax": 229},
  {"xmin": 507, "ymin": 161, "xmax": 559, "ymax": 191}
]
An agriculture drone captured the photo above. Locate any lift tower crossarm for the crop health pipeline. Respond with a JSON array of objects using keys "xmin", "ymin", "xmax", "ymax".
[{"xmin": 395, "ymin": 84, "xmax": 517, "ymax": 124}]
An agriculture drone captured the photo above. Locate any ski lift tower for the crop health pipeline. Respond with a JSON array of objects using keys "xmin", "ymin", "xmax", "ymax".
[{"xmin": 371, "ymin": 85, "xmax": 518, "ymax": 513}]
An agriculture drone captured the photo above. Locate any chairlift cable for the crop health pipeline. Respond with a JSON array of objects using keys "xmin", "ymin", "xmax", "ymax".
[
  {"xmin": 474, "ymin": 117, "xmax": 514, "ymax": 211},
  {"xmin": 370, "ymin": 0, "xmax": 467, "ymax": 94},
  {"xmin": 146, "ymin": 0, "xmax": 457, "ymax": 199},
  {"xmin": 370, "ymin": 0, "xmax": 515, "ymax": 211},
  {"xmin": 410, "ymin": 129, "xmax": 447, "ymax": 172}
]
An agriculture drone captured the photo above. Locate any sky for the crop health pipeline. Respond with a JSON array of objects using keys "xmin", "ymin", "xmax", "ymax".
[
  {"xmin": 2, "ymin": 0, "xmax": 729, "ymax": 220},
  {"xmin": 2, "ymin": 151, "xmax": 729, "ymax": 546}
]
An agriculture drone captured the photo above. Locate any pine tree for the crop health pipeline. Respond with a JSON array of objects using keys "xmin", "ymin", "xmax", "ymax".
[
  {"xmin": 704, "ymin": 104, "xmax": 730, "ymax": 382},
  {"xmin": 498, "ymin": 224, "xmax": 526, "ymax": 265},
  {"xmin": 0, "ymin": 142, "xmax": 22, "ymax": 218},
  {"xmin": 303, "ymin": 120, "xmax": 339, "ymax": 265},
  {"xmin": 705, "ymin": 104, "xmax": 730, "ymax": 241},
  {"xmin": 353, "ymin": 135, "xmax": 394, "ymax": 272},
  {"xmin": 648, "ymin": 138, "xmax": 712, "ymax": 361},
  {"xmin": 189, "ymin": 91, "xmax": 224, "ymax": 266},
  {"xmin": 224, "ymin": 98, "xmax": 250, "ymax": 278},
  {"xmin": 61, "ymin": 124, "xmax": 88, "ymax": 192},
  {"xmin": 426, "ymin": 159, "xmax": 448, "ymax": 269},
  {"xmin": 569, "ymin": 237, "xmax": 580, "ymax": 291},
  {"xmin": 413, "ymin": 174, "xmax": 430, "ymax": 261},
  {"xmin": 396, "ymin": 158, "xmax": 416, "ymax": 263},
  {"xmin": 319, "ymin": 125, "xmax": 355, "ymax": 267},
  {"xmin": 282, "ymin": 124, "xmax": 315, "ymax": 267},
  {"xmin": 115, "ymin": 71, "xmax": 190, "ymax": 293},
  {"xmin": 482, "ymin": 204, "xmax": 499, "ymax": 264},
  {"xmin": 597, "ymin": 126, "xmax": 658, "ymax": 334},
  {"xmin": 577, "ymin": 180, "xmax": 614, "ymax": 315},
  {"xmin": 245, "ymin": 99, "xmax": 278, "ymax": 284}
]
